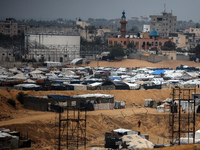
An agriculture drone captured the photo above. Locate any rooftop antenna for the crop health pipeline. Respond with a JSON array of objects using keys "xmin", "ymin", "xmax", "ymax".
[{"xmin": 164, "ymin": 3, "xmax": 166, "ymax": 13}]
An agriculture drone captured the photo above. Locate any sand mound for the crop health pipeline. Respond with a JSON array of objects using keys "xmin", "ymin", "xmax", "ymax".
[{"xmin": 89, "ymin": 59, "xmax": 200, "ymax": 69}]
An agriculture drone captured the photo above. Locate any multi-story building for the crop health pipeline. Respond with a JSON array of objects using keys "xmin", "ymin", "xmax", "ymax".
[
  {"xmin": 0, "ymin": 18, "xmax": 18, "ymax": 37},
  {"xmin": 76, "ymin": 18, "xmax": 90, "ymax": 29},
  {"xmin": 131, "ymin": 17, "xmax": 139, "ymax": 21},
  {"xmin": 169, "ymin": 33, "xmax": 196, "ymax": 50},
  {"xmin": 150, "ymin": 12, "xmax": 177, "ymax": 38},
  {"xmin": 184, "ymin": 27, "xmax": 200, "ymax": 47},
  {"xmin": 139, "ymin": 16, "xmax": 149, "ymax": 22},
  {"xmin": 184, "ymin": 27, "xmax": 200, "ymax": 37}
]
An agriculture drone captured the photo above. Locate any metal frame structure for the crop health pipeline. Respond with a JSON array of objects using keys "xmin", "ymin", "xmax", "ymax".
[
  {"xmin": 56, "ymin": 106, "xmax": 87, "ymax": 150},
  {"xmin": 170, "ymin": 88, "xmax": 196, "ymax": 145}
]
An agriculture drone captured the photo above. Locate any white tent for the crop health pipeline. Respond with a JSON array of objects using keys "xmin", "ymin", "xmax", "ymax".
[
  {"xmin": 88, "ymin": 82, "xmax": 102, "ymax": 87},
  {"xmin": 30, "ymin": 70, "xmax": 43, "ymax": 74},
  {"xmin": 70, "ymin": 58, "xmax": 83, "ymax": 65},
  {"xmin": 14, "ymin": 84, "xmax": 40, "ymax": 90},
  {"xmin": 125, "ymin": 82, "xmax": 140, "ymax": 90},
  {"xmin": 7, "ymin": 73, "xmax": 27, "ymax": 80},
  {"xmin": 24, "ymin": 79, "xmax": 36, "ymax": 83},
  {"xmin": 61, "ymin": 70, "xmax": 75, "ymax": 76}
]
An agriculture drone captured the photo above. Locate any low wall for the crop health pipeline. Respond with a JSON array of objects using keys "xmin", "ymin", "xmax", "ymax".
[
  {"xmin": 23, "ymin": 97, "xmax": 74, "ymax": 111},
  {"xmin": 176, "ymin": 54, "xmax": 190, "ymax": 61},
  {"xmin": 93, "ymin": 103, "xmax": 115, "ymax": 110},
  {"xmin": 128, "ymin": 54, "xmax": 168, "ymax": 63}
]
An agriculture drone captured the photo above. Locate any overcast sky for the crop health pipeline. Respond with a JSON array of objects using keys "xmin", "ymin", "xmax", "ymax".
[{"xmin": 0, "ymin": 0, "xmax": 200, "ymax": 22}]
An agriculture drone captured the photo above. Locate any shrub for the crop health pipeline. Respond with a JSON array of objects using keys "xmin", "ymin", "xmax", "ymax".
[
  {"xmin": 109, "ymin": 44, "xmax": 125, "ymax": 58},
  {"xmin": 16, "ymin": 92, "xmax": 27, "ymax": 104},
  {"xmin": 7, "ymin": 99, "xmax": 16, "ymax": 107}
]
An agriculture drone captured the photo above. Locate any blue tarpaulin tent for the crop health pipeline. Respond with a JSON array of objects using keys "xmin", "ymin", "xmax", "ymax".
[
  {"xmin": 152, "ymin": 70, "xmax": 165, "ymax": 75},
  {"xmin": 109, "ymin": 76, "xmax": 121, "ymax": 80}
]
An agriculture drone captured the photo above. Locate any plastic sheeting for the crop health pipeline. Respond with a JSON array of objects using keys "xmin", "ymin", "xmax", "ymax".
[{"xmin": 122, "ymin": 134, "xmax": 154, "ymax": 149}]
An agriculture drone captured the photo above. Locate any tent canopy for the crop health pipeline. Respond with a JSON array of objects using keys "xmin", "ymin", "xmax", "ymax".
[{"xmin": 152, "ymin": 70, "xmax": 165, "ymax": 75}]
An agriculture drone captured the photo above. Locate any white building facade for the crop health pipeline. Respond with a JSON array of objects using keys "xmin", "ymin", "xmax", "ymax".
[
  {"xmin": 24, "ymin": 34, "xmax": 80, "ymax": 63},
  {"xmin": 143, "ymin": 25, "xmax": 150, "ymax": 33}
]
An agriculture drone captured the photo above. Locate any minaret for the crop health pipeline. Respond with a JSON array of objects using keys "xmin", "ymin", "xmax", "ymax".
[{"xmin": 120, "ymin": 10, "xmax": 127, "ymax": 38}]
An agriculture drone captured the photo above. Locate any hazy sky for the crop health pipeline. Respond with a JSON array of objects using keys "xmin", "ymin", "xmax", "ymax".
[{"xmin": 0, "ymin": 0, "xmax": 200, "ymax": 22}]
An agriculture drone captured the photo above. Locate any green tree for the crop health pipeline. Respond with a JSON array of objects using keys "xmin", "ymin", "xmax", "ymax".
[
  {"xmin": 127, "ymin": 42, "xmax": 135, "ymax": 49},
  {"xmin": 161, "ymin": 40, "xmax": 176, "ymax": 50},
  {"xmin": 130, "ymin": 26, "xmax": 139, "ymax": 32},
  {"xmin": 109, "ymin": 44, "xmax": 125, "ymax": 58},
  {"xmin": 16, "ymin": 92, "xmax": 27, "ymax": 104},
  {"xmin": 126, "ymin": 42, "xmax": 136, "ymax": 55},
  {"xmin": 150, "ymin": 47, "xmax": 158, "ymax": 51},
  {"xmin": 196, "ymin": 23, "xmax": 200, "ymax": 28},
  {"xmin": 192, "ymin": 44, "xmax": 200, "ymax": 59}
]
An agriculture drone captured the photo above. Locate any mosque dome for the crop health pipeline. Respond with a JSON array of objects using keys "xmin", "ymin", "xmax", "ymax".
[{"xmin": 149, "ymin": 30, "xmax": 159, "ymax": 36}]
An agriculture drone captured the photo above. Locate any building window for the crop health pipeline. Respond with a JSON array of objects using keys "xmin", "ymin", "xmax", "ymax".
[
  {"xmin": 142, "ymin": 42, "xmax": 145, "ymax": 47},
  {"xmin": 152, "ymin": 42, "xmax": 154, "ymax": 46},
  {"xmin": 124, "ymin": 41, "xmax": 126, "ymax": 45}
]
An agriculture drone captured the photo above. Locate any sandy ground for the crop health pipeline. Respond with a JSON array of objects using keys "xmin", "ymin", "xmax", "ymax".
[
  {"xmin": 89, "ymin": 59, "xmax": 200, "ymax": 69},
  {"xmin": 1, "ymin": 59, "xmax": 200, "ymax": 149},
  {"xmin": 1, "ymin": 88, "xmax": 200, "ymax": 150}
]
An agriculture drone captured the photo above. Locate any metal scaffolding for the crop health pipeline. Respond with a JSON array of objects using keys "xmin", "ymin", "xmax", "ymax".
[
  {"xmin": 55, "ymin": 106, "xmax": 87, "ymax": 150},
  {"xmin": 169, "ymin": 88, "xmax": 196, "ymax": 145}
]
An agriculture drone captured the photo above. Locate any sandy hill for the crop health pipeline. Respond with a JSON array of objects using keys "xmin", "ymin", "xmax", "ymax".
[
  {"xmin": 89, "ymin": 59, "xmax": 200, "ymax": 69},
  {"xmin": 1, "ymin": 88, "xmax": 200, "ymax": 149}
]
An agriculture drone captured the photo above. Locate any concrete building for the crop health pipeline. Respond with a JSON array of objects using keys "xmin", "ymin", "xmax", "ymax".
[
  {"xmin": 0, "ymin": 19, "xmax": 18, "ymax": 37},
  {"xmin": 0, "ymin": 47, "xmax": 15, "ymax": 62},
  {"xmin": 185, "ymin": 27, "xmax": 200, "ymax": 37},
  {"xmin": 108, "ymin": 11, "xmax": 172, "ymax": 50},
  {"xmin": 139, "ymin": 16, "xmax": 149, "ymax": 22},
  {"xmin": 76, "ymin": 18, "xmax": 90, "ymax": 29},
  {"xmin": 24, "ymin": 33, "xmax": 80, "ymax": 63},
  {"xmin": 161, "ymin": 50, "xmax": 176, "ymax": 60},
  {"xmin": 150, "ymin": 11, "xmax": 177, "ymax": 38},
  {"xmin": 131, "ymin": 17, "xmax": 139, "ymax": 21},
  {"xmin": 184, "ymin": 27, "xmax": 200, "ymax": 47},
  {"xmin": 169, "ymin": 33, "xmax": 196, "ymax": 50},
  {"xmin": 143, "ymin": 25, "xmax": 150, "ymax": 33},
  {"xmin": 96, "ymin": 28, "xmax": 111, "ymax": 42}
]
